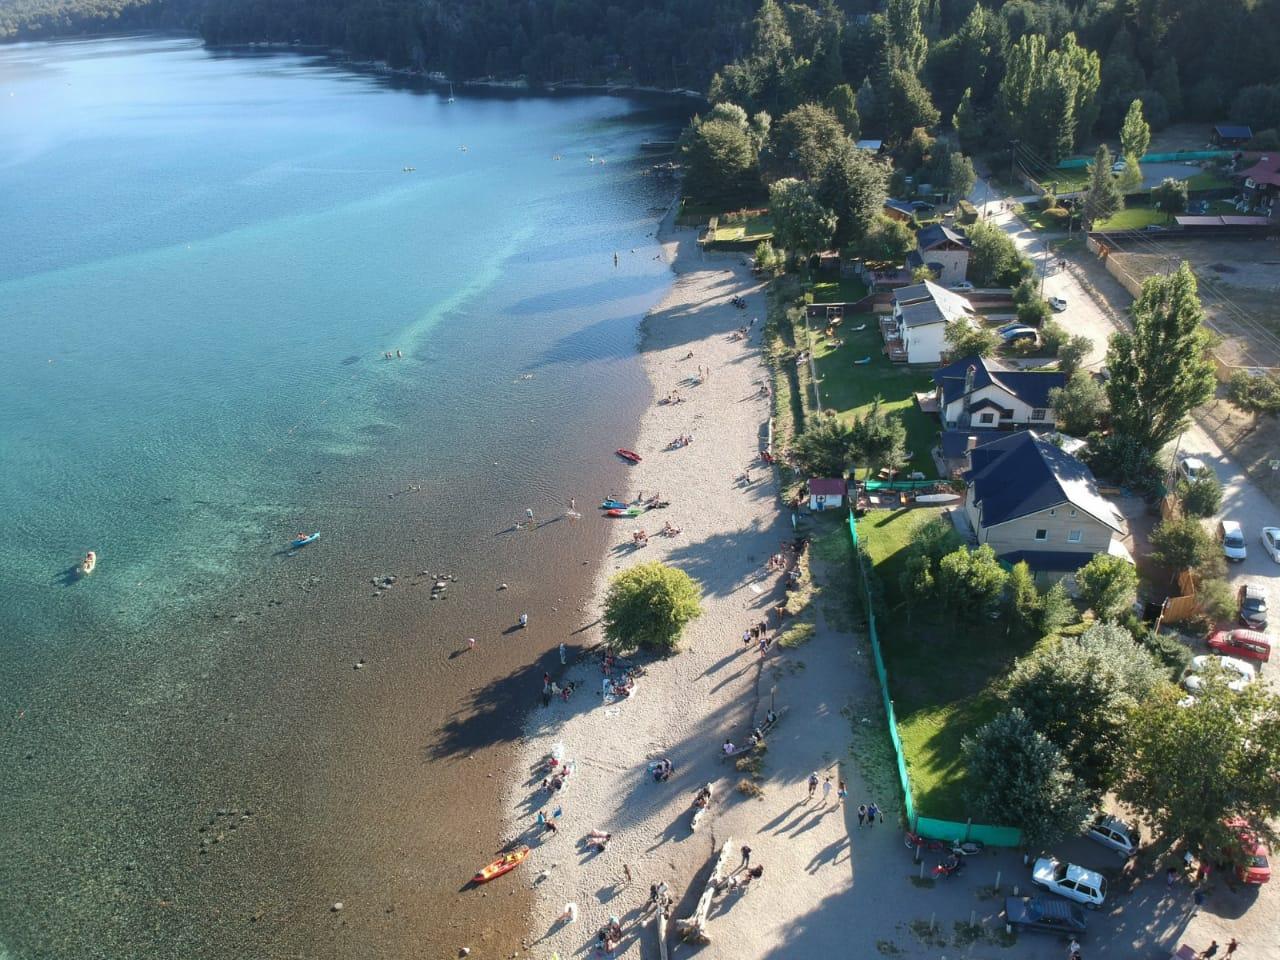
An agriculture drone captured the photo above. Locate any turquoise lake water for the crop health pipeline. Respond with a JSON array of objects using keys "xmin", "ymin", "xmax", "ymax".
[{"xmin": 0, "ymin": 36, "xmax": 684, "ymax": 959}]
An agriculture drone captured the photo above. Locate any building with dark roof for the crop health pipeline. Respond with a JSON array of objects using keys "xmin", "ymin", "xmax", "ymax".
[
  {"xmin": 883, "ymin": 198, "xmax": 916, "ymax": 222},
  {"xmin": 962, "ymin": 431, "xmax": 1129, "ymax": 573},
  {"xmin": 932, "ymin": 355, "xmax": 1065, "ymax": 430},
  {"xmin": 905, "ymin": 223, "xmax": 971, "ymax": 286},
  {"xmin": 1212, "ymin": 125, "xmax": 1253, "ymax": 147},
  {"xmin": 1235, "ymin": 154, "xmax": 1280, "ymax": 216}
]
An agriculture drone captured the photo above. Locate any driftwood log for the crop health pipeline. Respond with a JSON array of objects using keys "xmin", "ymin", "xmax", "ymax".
[
  {"xmin": 655, "ymin": 905, "xmax": 670, "ymax": 960},
  {"xmin": 674, "ymin": 835, "xmax": 733, "ymax": 944}
]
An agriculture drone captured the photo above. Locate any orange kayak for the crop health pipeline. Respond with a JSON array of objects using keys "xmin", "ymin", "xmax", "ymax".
[{"xmin": 473, "ymin": 846, "xmax": 530, "ymax": 884}]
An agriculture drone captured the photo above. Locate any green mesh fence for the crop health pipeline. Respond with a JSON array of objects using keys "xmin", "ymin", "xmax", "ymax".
[
  {"xmin": 1055, "ymin": 149, "xmax": 1232, "ymax": 169},
  {"xmin": 847, "ymin": 510, "xmax": 1023, "ymax": 847}
]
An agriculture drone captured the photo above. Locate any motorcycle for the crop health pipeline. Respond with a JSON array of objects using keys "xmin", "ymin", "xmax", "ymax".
[
  {"xmin": 932, "ymin": 855, "xmax": 966, "ymax": 879},
  {"xmin": 903, "ymin": 830, "xmax": 948, "ymax": 852},
  {"xmin": 949, "ymin": 839, "xmax": 985, "ymax": 857}
]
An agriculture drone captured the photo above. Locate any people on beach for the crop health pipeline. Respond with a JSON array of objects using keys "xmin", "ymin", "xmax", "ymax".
[
  {"xmin": 557, "ymin": 902, "xmax": 578, "ymax": 924},
  {"xmin": 822, "ymin": 776, "xmax": 832, "ymax": 804},
  {"xmin": 519, "ymin": 613, "xmax": 529, "ymax": 628},
  {"xmin": 867, "ymin": 801, "xmax": 880, "ymax": 826},
  {"xmin": 740, "ymin": 844, "xmax": 752, "ymax": 868},
  {"xmin": 807, "ymin": 772, "xmax": 819, "ymax": 801},
  {"xmin": 722, "ymin": 739, "xmax": 736, "ymax": 756},
  {"xmin": 857, "ymin": 804, "xmax": 868, "ymax": 827}
]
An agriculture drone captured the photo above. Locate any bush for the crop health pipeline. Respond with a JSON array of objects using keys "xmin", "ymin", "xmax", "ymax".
[
  {"xmin": 1150, "ymin": 517, "xmax": 1224, "ymax": 579},
  {"xmin": 603, "ymin": 562, "xmax": 703, "ymax": 653},
  {"xmin": 778, "ymin": 621, "xmax": 816, "ymax": 648},
  {"xmin": 1040, "ymin": 320, "xmax": 1068, "ymax": 352},
  {"xmin": 1040, "ymin": 206, "xmax": 1070, "ymax": 224},
  {"xmin": 1198, "ymin": 578, "xmax": 1237, "ymax": 625},
  {"xmin": 1227, "ymin": 370, "xmax": 1280, "ymax": 414},
  {"xmin": 1076, "ymin": 554, "xmax": 1138, "ymax": 620},
  {"xmin": 1178, "ymin": 474, "xmax": 1223, "ymax": 518}
]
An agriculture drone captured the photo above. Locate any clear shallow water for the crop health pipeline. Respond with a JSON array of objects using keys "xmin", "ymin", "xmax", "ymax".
[{"xmin": 0, "ymin": 35, "xmax": 683, "ymax": 959}]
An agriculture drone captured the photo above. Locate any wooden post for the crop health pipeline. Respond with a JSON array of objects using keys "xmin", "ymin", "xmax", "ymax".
[
  {"xmin": 675, "ymin": 835, "xmax": 734, "ymax": 944},
  {"xmin": 656, "ymin": 906, "xmax": 670, "ymax": 960}
]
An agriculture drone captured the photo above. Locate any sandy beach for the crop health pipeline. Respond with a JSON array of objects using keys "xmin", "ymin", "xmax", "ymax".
[{"xmin": 494, "ymin": 224, "xmax": 879, "ymax": 959}]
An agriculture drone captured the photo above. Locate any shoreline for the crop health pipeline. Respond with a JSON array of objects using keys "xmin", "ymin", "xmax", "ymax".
[{"xmin": 495, "ymin": 208, "xmax": 791, "ymax": 953}]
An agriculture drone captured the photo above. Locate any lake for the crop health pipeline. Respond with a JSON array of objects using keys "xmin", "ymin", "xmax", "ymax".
[{"xmin": 0, "ymin": 35, "xmax": 684, "ymax": 959}]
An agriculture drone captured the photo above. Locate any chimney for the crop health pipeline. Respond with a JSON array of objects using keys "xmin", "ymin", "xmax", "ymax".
[{"xmin": 964, "ymin": 363, "xmax": 976, "ymax": 397}]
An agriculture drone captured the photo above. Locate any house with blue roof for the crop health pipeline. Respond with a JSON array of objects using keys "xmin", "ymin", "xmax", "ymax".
[
  {"xmin": 933, "ymin": 355, "xmax": 1065, "ymax": 430},
  {"xmin": 906, "ymin": 223, "xmax": 971, "ymax": 286},
  {"xmin": 963, "ymin": 431, "xmax": 1130, "ymax": 575}
]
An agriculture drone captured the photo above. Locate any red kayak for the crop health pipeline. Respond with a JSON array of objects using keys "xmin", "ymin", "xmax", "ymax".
[{"xmin": 616, "ymin": 448, "xmax": 642, "ymax": 463}]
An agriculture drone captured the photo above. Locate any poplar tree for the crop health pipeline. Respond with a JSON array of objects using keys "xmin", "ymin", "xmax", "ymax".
[
  {"xmin": 1120, "ymin": 98, "xmax": 1151, "ymax": 161},
  {"xmin": 885, "ymin": 0, "xmax": 928, "ymax": 74},
  {"xmin": 1100, "ymin": 263, "xmax": 1216, "ymax": 484}
]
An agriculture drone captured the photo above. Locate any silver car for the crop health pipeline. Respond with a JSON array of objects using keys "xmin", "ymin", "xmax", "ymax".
[{"xmin": 1087, "ymin": 814, "xmax": 1138, "ymax": 858}]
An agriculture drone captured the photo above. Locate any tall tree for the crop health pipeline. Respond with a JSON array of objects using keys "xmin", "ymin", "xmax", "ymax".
[
  {"xmin": 1029, "ymin": 57, "xmax": 1079, "ymax": 162},
  {"xmin": 768, "ymin": 178, "xmax": 837, "ymax": 257},
  {"xmin": 1118, "ymin": 680, "xmax": 1280, "ymax": 852},
  {"xmin": 1102, "ymin": 264, "xmax": 1216, "ymax": 482},
  {"xmin": 815, "ymin": 141, "xmax": 890, "ymax": 247},
  {"xmin": 937, "ymin": 544, "xmax": 1008, "ymax": 620},
  {"xmin": 962, "ymin": 708, "xmax": 1092, "ymax": 849},
  {"xmin": 849, "ymin": 397, "xmax": 908, "ymax": 475},
  {"xmin": 1151, "ymin": 177, "xmax": 1188, "ymax": 223},
  {"xmin": 965, "ymin": 219, "xmax": 1028, "ymax": 286},
  {"xmin": 1004, "ymin": 622, "xmax": 1165, "ymax": 795},
  {"xmin": 1120, "ymin": 98, "xmax": 1151, "ymax": 161},
  {"xmin": 952, "ymin": 87, "xmax": 982, "ymax": 151},
  {"xmin": 681, "ymin": 114, "xmax": 762, "ymax": 204},
  {"xmin": 764, "ymin": 103, "xmax": 849, "ymax": 180},
  {"xmin": 791, "ymin": 416, "xmax": 856, "ymax": 477},
  {"xmin": 881, "ymin": 67, "xmax": 940, "ymax": 144},
  {"xmin": 825, "ymin": 83, "xmax": 862, "ymax": 138},
  {"xmin": 1081, "ymin": 145, "xmax": 1123, "ymax": 228},
  {"xmin": 884, "ymin": 0, "xmax": 928, "ymax": 74},
  {"xmin": 603, "ymin": 562, "xmax": 703, "ymax": 653},
  {"xmin": 1058, "ymin": 33, "xmax": 1102, "ymax": 142}
]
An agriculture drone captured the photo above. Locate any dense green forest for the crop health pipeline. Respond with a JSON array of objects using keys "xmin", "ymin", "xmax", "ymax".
[{"xmin": 7, "ymin": 0, "xmax": 1280, "ymax": 148}]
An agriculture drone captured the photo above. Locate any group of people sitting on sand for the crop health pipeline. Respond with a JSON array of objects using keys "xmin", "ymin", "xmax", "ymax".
[
  {"xmin": 667, "ymin": 433, "xmax": 694, "ymax": 449},
  {"xmin": 602, "ymin": 675, "xmax": 636, "ymax": 700},
  {"xmin": 649, "ymin": 757, "xmax": 674, "ymax": 782},
  {"xmin": 632, "ymin": 529, "xmax": 650, "ymax": 546},
  {"xmin": 595, "ymin": 917, "xmax": 624, "ymax": 954},
  {"xmin": 660, "ymin": 390, "xmax": 685, "ymax": 405},
  {"xmin": 541, "ymin": 757, "xmax": 575, "ymax": 794},
  {"xmin": 660, "ymin": 520, "xmax": 681, "ymax": 537},
  {"xmin": 585, "ymin": 829, "xmax": 612, "ymax": 853}
]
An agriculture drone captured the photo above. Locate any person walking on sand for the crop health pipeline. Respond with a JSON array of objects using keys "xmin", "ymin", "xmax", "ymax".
[
  {"xmin": 1225, "ymin": 939, "xmax": 1240, "ymax": 957},
  {"xmin": 807, "ymin": 771, "xmax": 819, "ymax": 801},
  {"xmin": 822, "ymin": 776, "xmax": 832, "ymax": 805},
  {"xmin": 1202, "ymin": 942, "xmax": 1220, "ymax": 960},
  {"xmin": 837, "ymin": 779, "xmax": 847, "ymax": 805},
  {"xmin": 857, "ymin": 804, "xmax": 867, "ymax": 827},
  {"xmin": 557, "ymin": 903, "xmax": 578, "ymax": 925},
  {"xmin": 740, "ymin": 844, "xmax": 752, "ymax": 869}
]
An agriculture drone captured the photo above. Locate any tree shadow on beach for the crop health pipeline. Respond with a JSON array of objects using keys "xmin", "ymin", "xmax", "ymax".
[{"xmin": 659, "ymin": 521, "xmax": 790, "ymax": 600}]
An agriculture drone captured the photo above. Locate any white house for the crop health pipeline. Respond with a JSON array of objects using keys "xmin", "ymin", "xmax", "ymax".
[
  {"xmin": 933, "ymin": 355, "xmax": 1066, "ymax": 430},
  {"xmin": 808, "ymin": 478, "xmax": 846, "ymax": 511},
  {"xmin": 906, "ymin": 224, "xmax": 971, "ymax": 286},
  {"xmin": 886, "ymin": 280, "xmax": 977, "ymax": 365}
]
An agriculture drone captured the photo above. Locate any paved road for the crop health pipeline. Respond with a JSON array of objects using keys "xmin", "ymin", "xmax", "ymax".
[{"xmin": 970, "ymin": 181, "xmax": 1280, "ymax": 960}]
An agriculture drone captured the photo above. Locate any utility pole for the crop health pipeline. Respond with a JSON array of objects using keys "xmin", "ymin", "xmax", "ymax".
[
  {"xmin": 1008, "ymin": 139, "xmax": 1020, "ymax": 183},
  {"xmin": 1040, "ymin": 239, "xmax": 1052, "ymax": 297}
]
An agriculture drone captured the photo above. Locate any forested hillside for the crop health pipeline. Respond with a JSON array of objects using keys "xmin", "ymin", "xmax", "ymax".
[
  {"xmin": 6, "ymin": 0, "xmax": 1280, "ymax": 143},
  {"xmin": 0, "ymin": 0, "xmax": 200, "ymax": 40}
]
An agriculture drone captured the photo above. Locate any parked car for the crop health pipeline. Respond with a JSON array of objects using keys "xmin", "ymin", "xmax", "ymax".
[
  {"xmin": 1184, "ymin": 655, "xmax": 1256, "ymax": 694},
  {"xmin": 911, "ymin": 200, "xmax": 936, "ymax": 211},
  {"xmin": 1003, "ymin": 896, "xmax": 1087, "ymax": 936},
  {"xmin": 1048, "ymin": 296, "xmax": 1068, "ymax": 312},
  {"xmin": 1031, "ymin": 857, "xmax": 1107, "ymax": 907},
  {"xmin": 1219, "ymin": 520, "xmax": 1247, "ymax": 562},
  {"xmin": 1261, "ymin": 526, "xmax": 1280, "ymax": 563},
  {"xmin": 1207, "ymin": 628, "xmax": 1271, "ymax": 664},
  {"xmin": 949, "ymin": 280, "xmax": 975, "ymax": 291},
  {"xmin": 998, "ymin": 325, "xmax": 1039, "ymax": 345},
  {"xmin": 1221, "ymin": 818, "xmax": 1272, "ymax": 885},
  {"xmin": 1238, "ymin": 583, "xmax": 1268, "ymax": 629},
  {"xmin": 1176, "ymin": 456, "xmax": 1214, "ymax": 484},
  {"xmin": 1087, "ymin": 814, "xmax": 1139, "ymax": 858}
]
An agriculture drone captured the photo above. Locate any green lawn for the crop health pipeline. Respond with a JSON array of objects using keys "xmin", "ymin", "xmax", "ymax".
[
  {"xmin": 805, "ymin": 318, "xmax": 938, "ymax": 476},
  {"xmin": 712, "ymin": 213, "xmax": 773, "ymax": 243},
  {"xmin": 858, "ymin": 508, "xmax": 1051, "ymax": 818},
  {"xmin": 1185, "ymin": 170, "xmax": 1230, "ymax": 191},
  {"xmin": 1095, "ymin": 205, "xmax": 1169, "ymax": 230},
  {"xmin": 809, "ymin": 276, "xmax": 868, "ymax": 303}
]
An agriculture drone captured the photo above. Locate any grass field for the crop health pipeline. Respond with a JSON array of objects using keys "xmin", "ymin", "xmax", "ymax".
[
  {"xmin": 712, "ymin": 213, "xmax": 773, "ymax": 243},
  {"xmin": 1095, "ymin": 206, "xmax": 1169, "ymax": 230},
  {"xmin": 857, "ymin": 507, "xmax": 1049, "ymax": 819},
  {"xmin": 803, "ymin": 318, "xmax": 938, "ymax": 477},
  {"xmin": 1185, "ymin": 170, "xmax": 1230, "ymax": 191},
  {"xmin": 810, "ymin": 277, "xmax": 868, "ymax": 303}
]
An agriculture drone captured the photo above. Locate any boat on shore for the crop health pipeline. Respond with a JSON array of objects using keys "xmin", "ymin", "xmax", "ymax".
[
  {"xmin": 290, "ymin": 531, "xmax": 320, "ymax": 549},
  {"xmin": 606, "ymin": 507, "xmax": 644, "ymax": 517},
  {"xmin": 473, "ymin": 846, "xmax": 529, "ymax": 884},
  {"xmin": 600, "ymin": 499, "xmax": 628, "ymax": 510},
  {"xmin": 616, "ymin": 448, "xmax": 642, "ymax": 463},
  {"xmin": 79, "ymin": 551, "xmax": 97, "ymax": 576}
]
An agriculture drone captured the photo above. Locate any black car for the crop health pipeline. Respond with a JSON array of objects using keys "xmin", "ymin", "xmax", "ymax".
[
  {"xmin": 1003, "ymin": 896, "xmax": 1087, "ymax": 937},
  {"xmin": 1239, "ymin": 583, "xmax": 1268, "ymax": 629},
  {"xmin": 910, "ymin": 200, "xmax": 936, "ymax": 211}
]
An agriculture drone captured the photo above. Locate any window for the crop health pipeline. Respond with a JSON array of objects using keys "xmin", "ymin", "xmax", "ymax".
[
  {"xmin": 979, "ymin": 413, "xmax": 994, "ymax": 424},
  {"xmin": 1069, "ymin": 508, "xmax": 1077, "ymax": 517},
  {"xmin": 1034, "ymin": 529, "xmax": 1048, "ymax": 541},
  {"xmin": 1068, "ymin": 529, "xmax": 1083, "ymax": 543},
  {"xmin": 1031, "ymin": 408, "xmax": 1046, "ymax": 420},
  {"xmin": 1049, "ymin": 508, "xmax": 1056, "ymax": 516}
]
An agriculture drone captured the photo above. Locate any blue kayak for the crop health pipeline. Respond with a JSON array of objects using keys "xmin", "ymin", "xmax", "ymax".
[
  {"xmin": 600, "ymin": 499, "xmax": 627, "ymax": 510},
  {"xmin": 290, "ymin": 532, "xmax": 320, "ymax": 548}
]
